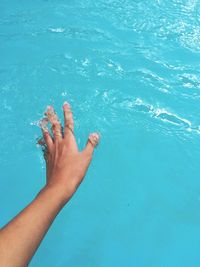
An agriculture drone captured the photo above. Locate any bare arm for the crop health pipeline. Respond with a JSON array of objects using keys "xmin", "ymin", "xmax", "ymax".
[{"xmin": 0, "ymin": 102, "xmax": 100, "ymax": 267}]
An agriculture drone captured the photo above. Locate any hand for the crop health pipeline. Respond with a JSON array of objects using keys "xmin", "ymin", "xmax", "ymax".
[{"xmin": 38, "ymin": 102, "xmax": 100, "ymax": 204}]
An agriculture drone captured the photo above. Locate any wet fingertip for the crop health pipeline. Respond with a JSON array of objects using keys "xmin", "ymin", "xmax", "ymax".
[
  {"xmin": 89, "ymin": 132, "xmax": 100, "ymax": 147},
  {"xmin": 92, "ymin": 132, "xmax": 101, "ymax": 140},
  {"xmin": 47, "ymin": 105, "xmax": 53, "ymax": 109},
  {"xmin": 41, "ymin": 127, "xmax": 48, "ymax": 133},
  {"xmin": 39, "ymin": 118, "xmax": 48, "ymax": 126},
  {"xmin": 63, "ymin": 101, "xmax": 71, "ymax": 109},
  {"xmin": 39, "ymin": 119, "xmax": 49, "ymax": 134},
  {"xmin": 43, "ymin": 129, "xmax": 49, "ymax": 135},
  {"xmin": 45, "ymin": 105, "xmax": 54, "ymax": 114}
]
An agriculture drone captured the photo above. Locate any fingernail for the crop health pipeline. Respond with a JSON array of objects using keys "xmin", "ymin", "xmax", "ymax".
[
  {"xmin": 92, "ymin": 132, "xmax": 100, "ymax": 139},
  {"xmin": 89, "ymin": 132, "xmax": 100, "ymax": 147},
  {"xmin": 47, "ymin": 105, "xmax": 53, "ymax": 110},
  {"xmin": 63, "ymin": 101, "xmax": 71, "ymax": 109}
]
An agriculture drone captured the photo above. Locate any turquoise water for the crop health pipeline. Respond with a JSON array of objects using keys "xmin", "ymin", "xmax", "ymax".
[{"xmin": 1, "ymin": 0, "xmax": 200, "ymax": 266}]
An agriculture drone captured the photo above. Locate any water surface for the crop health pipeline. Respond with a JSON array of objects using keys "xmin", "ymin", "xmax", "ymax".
[{"xmin": 1, "ymin": 1, "xmax": 200, "ymax": 266}]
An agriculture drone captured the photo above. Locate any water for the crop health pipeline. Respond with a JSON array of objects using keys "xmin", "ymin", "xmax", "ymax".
[{"xmin": 1, "ymin": 0, "xmax": 200, "ymax": 266}]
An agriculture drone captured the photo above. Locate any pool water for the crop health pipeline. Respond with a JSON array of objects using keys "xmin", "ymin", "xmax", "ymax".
[{"xmin": 1, "ymin": 0, "xmax": 200, "ymax": 266}]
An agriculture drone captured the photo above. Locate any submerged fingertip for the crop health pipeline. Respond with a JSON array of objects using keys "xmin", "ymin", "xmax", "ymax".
[
  {"xmin": 43, "ymin": 129, "xmax": 49, "ymax": 135},
  {"xmin": 39, "ymin": 118, "xmax": 48, "ymax": 126}
]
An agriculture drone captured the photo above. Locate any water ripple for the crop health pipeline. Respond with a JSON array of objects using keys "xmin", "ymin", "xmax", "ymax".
[{"xmin": 1, "ymin": 0, "xmax": 200, "ymax": 163}]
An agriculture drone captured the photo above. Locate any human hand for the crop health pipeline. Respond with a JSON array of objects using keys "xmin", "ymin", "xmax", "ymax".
[
  {"xmin": 0, "ymin": 102, "xmax": 99, "ymax": 267},
  {"xmin": 38, "ymin": 102, "xmax": 100, "ymax": 204}
]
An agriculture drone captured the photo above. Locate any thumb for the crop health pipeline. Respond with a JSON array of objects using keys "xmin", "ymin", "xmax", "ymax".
[{"xmin": 82, "ymin": 132, "xmax": 100, "ymax": 157}]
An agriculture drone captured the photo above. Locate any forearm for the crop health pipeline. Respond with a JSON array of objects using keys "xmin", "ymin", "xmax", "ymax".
[
  {"xmin": 0, "ymin": 102, "xmax": 99, "ymax": 267},
  {"xmin": 0, "ymin": 185, "xmax": 67, "ymax": 267}
]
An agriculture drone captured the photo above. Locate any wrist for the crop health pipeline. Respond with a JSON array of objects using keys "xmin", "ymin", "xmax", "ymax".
[{"xmin": 38, "ymin": 184, "xmax": 71, "ymax": 208}]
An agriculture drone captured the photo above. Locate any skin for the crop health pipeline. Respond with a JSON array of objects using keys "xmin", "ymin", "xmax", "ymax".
[{"xmin": 0, "ymin": 102, "xmax": 100, "ymax": 267}]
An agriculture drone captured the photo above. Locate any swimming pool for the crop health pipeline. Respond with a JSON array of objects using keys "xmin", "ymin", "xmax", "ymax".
[{"xmin": 1, "ymin": 0, "xmax": 200, "ymax": 266}]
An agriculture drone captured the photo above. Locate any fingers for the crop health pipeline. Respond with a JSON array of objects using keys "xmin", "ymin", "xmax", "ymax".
[
  {"xmin": 45, "ymin": 106, "xmax": 63, "ymax": 142},
  {"xmin": 63, "ymin": 102, "xmax": 78, "ymax": 151},
  {"xmin": 43, "ymin": 130, "xmax": 53, "ymax": 149},
  {"xmin": 38, "ymin": 103, "xmax": 100, "ymax": 159},
  {"xmin": 39, "ymin": 118, "xmax": 53, "ymax": 150},
  {"xmin": 82, "ymin": 132, "xmax": 100, "ymax": 156},
  {"xmin": 63, "ymin": 102, "xmax": 74, "ymax": 135}
]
